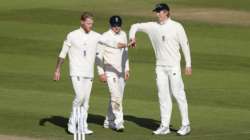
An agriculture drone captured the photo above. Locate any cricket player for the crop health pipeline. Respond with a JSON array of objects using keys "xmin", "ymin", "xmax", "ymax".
[
  {"xmin": 53, "ymin": 12, "xmax": 101, "ymax": 135},
  {"xmin": 129, "ymin": 3, "xmax": 192, "ymax": 136},
  {"xmin": 97, "ymin": 15, "xmax": 129, "ymax": 131}
]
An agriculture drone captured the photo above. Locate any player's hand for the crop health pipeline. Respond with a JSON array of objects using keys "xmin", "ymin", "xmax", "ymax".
[
  {"xmin": 128, "ymin": 38, "xmax": 136, "ymax": 48},
  {"xmin": 99, "ymin": 74, "xmax": 107, "ymax": 83},
  {"xmin": 117, "ymin": 43, "xmax": 127, "ymax": 48},
  {"xmin": 125, "ymin": 71, "xmax": 130, "ymax": 81},
  {"xmin": 53, "ymin": 70, "xmax": 61, "ymax": 81},
  {"xmin": 184, "ymin": 67, "xmax": 192, "ymax": 76}
]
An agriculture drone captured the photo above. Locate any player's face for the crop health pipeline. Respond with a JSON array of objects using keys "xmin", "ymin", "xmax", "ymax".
[
  {"xmin": 111, "ymin": 26, "xmax": 121, "ymax": 34},
  {"xmin": 81, "ymin": 18, "xmax": 94, "ymax": 33},
  {"xmin": 156, "ymin": 10, "xmax": 168, "ymax": 22}
]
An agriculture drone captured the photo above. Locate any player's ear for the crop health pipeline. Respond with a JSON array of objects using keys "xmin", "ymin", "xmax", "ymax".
[
  {"xmin": 167, "ymin": 11, "xmax": 170, "ymax": 17},
  {"xmin": 165, "ymin": 10, "xmax": 170, "ymax": 17}
]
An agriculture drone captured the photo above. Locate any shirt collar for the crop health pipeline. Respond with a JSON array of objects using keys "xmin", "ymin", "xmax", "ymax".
[
  {"xmin": 159, "ymin": 18, "xmax": 171, "ymax": 25},
  {"xmin": 109, "ymin": 29, "xmax": 121, "ymax": 35},
  {"xmin": 80, "ymin": 27, "xmax": 91, "ymax": 34}
]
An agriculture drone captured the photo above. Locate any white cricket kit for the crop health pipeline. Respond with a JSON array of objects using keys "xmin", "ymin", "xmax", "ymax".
[
  {"xmin": 59, "ymin": 27, "xmax": 101, "ymax": 130},
  {"xmin": 59, "ymin": 28, "xmax": 101, "ymax": 77},
  {"xmin": 129, "ymin": 18, "xmax": 191, "ymax": 127},
  {"xmin": 97, "ymin": 29, "xmax": 129, "ymax": 127}
]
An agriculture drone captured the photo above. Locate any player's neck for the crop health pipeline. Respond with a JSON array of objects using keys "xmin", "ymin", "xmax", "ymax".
[
  {"xmin": 159, "ymin": 16, "xmax": 169, "ymax": 24},
  {"xmin": 81, "ymin": 26, "xmax": 91, "ymax": 34},
  {"xmin": 111, "ymin": 29, "xmax": 120, "ymax": 35}
]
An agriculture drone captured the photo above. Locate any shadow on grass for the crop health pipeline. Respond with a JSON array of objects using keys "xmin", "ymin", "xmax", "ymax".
[
  {"xmin": 124, "ymin": 115, "xmax": 159, "ymax": 130},
  {"xmin": 39, "ymin": 114, "xmax": 177, "ymax": 132},
  {"xmin": 39, "ymin": 115, "xmax": 69, "ymax": 133},
  {"xmin": 39, "ymin": 114, "xmax": 104, "ymax": 128},
  {"xmin": 124, "ymin": 115, "xmax": 178, "ymax": 132},
  {"xmin": 39, "ymin": 115, "xmax": 68, "ymax": 128}
]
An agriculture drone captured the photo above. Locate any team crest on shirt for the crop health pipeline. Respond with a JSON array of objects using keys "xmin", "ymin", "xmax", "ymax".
[
  {"xmin": 162, "ymin": 35, "xmax": 165, "ymax": 42},
  {"xmin": 83, "ymin": 50, "xmax": 86, "ymax": 57}
]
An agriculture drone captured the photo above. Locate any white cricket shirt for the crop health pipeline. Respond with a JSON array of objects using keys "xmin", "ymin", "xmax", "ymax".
[
  {"xmin": 129, "ymin": 18, "xmax": 191, "ymax": 68},
  {"xmin": 97, "ymin": 29, "xmax": 129, "ymax": 75},
  {"xmin": 59, "ymin": 27, "xmax": 101, "ymax": 77}
]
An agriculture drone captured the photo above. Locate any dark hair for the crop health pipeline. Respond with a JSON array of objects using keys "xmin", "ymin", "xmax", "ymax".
[{"xmin": 80, "ymin": 12, "xmax": 93, "ymax": 21}]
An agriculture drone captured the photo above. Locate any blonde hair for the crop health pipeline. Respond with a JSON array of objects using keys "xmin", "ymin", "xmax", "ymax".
[{"xmin": 80, "ymin": 12, "xmax": 93, "ymax": 21}]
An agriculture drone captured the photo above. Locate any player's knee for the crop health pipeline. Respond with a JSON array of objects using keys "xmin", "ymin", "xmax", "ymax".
[
  {"xmin": 111, "ymin": 98, "xmax": 121, "ymax": 111},
  {"xmin": 172, "ymin": 90, "xmax": 186, "ymax": 101},
  {"xmin": 82, "ymin": 103, "xmax": 89, "ymax": 110},
  {"xmin": 73, "ymin": 96, "xmax": 84, "ymax": 106},
  {"xmin": 111, "ymin": 95, "xmax": 121, "ymax": 101}
]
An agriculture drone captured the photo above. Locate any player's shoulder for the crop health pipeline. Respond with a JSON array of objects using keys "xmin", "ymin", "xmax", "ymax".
[
  {"xmin": 64, "ymin": 29, "xmax": 76, "ymax": 40},
  {"xmin": 101, "ymin": 30, "xmax": 110, "ymax": 36},
  {"xmin": 169, "ymin": 19, "xmax": 184, "ymax": 28},
  {"xmin": 66, "ymin": 28, "xmax": 81, "ymax": 37},
  {"xmin": 91, "ymin": 30, "xmax": 101, "ymax": 37},
  {"xmin": 118, "ymin": 30, "xmax": 127, "ymax": 37},
  {"xmin": 120, "ymin": 30, "xmax": 127, "ymax": 35},
  {"xmin": 101, "ymin": 29, "xmax": 126, "ymax": 37}
]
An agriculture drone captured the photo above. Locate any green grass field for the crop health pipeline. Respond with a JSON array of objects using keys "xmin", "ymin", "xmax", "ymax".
[{"xmin": 1, "ymin": 0, "xmax": 250, "ymax": 139}]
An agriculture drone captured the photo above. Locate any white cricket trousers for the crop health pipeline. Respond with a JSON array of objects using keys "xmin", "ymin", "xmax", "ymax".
[
  {"xmin": 105, "ymin": 72, "xmax": 125, "ymax": 126},
  {"xmin": 68, "ymin": 76, "xmax": 93, "ymax": 129},
  {"xmin": 156, "ymin": 66, "xmax": 190, "ymax": 127}
]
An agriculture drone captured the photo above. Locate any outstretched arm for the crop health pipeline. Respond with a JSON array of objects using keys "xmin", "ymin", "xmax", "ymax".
[
  {"xmin": 99, "ymin": 35, "xmax": 127, "ymax": 49},
  {"xmin": 128, "ymin": 22, "xmax": 153, "ymax": 48}
]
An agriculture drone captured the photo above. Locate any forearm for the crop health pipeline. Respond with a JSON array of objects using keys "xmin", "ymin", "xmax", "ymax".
[
  {"xmin": 181, "ymin": 44, "xmax": 191, "ymax": 67},
  {"xmin": 55, "ymin": 57, "xmax": 64, "ymax": 72},
  {"xmin": 124, "ymin": 48, "xmax": 129, "ymax": 71},
  {"xmin": 95, "ymin": 45, "xmax": 105, "ymax": 75},
  {"xmin": 54, "ymin": 35, "xmax": 69, "ymax": 81},
  {"xmin": 98, "ymin": 41, "xmax": 116, "ymax": 49},
  {"xmin": 117, "ymin": 43, "xmax": 126, "ymax": 48}
]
